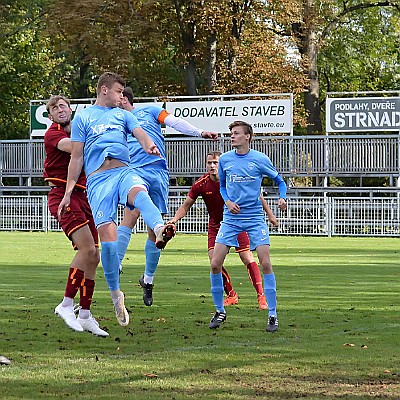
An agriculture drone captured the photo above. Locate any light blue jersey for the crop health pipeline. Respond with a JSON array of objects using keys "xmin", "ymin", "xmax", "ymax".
[
  {"xmin": 71, "ymin": 105, "xmax": 141, "ymax": 176},
  {"xmin": 128, "ymin": 105, "xmax": 167, "ymax": 169},
  {"xmin": 219, "ymin": 149, "xmax": 286, "ymax": 220}
]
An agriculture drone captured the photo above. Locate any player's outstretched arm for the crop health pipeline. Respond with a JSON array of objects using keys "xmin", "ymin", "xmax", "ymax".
[
  {"xmin": 200, "ymin": 131, "xmax": 218, "ymax": 140},
  {"xmin": 164, "ymin": 115, "xmax": 218, "ymax": 141},
  {"xmin": 168, "ymin": 196, "xmax": 196, "ymax": 225}
]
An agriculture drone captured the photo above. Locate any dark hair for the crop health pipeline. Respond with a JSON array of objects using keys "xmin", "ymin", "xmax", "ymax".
[
  {"xmin": 228, "ymin": 120, "xmax": 253, "ymax": 141},
  {"xmin": 97, "ymin": 72, "xmax": 125, "ymax": 95},
  {"xmin": 207, "ymin": 151, "xmax": 221, "ymax": 158},
  {"xmin": 46, "ymin": 95, "xmax": 70, "ymax": 114},
  {"xmin": 122, "ymin": 87, "xmax": 134, "ymax": 105}
]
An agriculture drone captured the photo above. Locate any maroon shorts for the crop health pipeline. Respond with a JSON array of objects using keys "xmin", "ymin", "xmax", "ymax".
[
  {"xmin": 208, "ymin": 227, "xmax": 250, "ymax": 253},
  {"xmin": 48, "ymin": 187, "xmax": 98, "ymax": 248}
]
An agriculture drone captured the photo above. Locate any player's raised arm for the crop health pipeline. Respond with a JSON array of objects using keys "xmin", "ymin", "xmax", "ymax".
[{"xmin": 164, "ymin": 114, "xmax": 218, "ymax": 141}]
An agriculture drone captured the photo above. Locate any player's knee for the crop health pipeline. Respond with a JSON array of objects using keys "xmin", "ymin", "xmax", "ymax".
[
  {"xmin": 210, "ymin": 262, "xmax": 222, "ymax": 274},
  {"xmin": 239, "ymin": 251, "xmax": 254, "ymax": 265},
  {"xmin": 261, "ymin": 262, "xmax": 273, "ymax": 274},
  {"xmin": 79, "ymin": 245, "xmax": 99, "ymax": 264}
]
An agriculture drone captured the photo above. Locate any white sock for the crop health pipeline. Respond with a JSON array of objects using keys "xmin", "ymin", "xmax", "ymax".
[
  {"xmin": 78, "ymin": 309, "xmax": 90, "ymax": 319},
  {"xmin": 61, "ymin": 297, "xmax": 74, "ymax": 307},
  {"xmin": 154, "ymin": 224, "xmax": 163, "ymax": 237},
  {"xmin": 144, "ymin": 274, "xmax": 154, "ymax": 285}
]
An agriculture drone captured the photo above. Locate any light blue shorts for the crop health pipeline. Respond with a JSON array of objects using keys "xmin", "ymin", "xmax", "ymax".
[
  {"xmin": 216, "ymin": 217, "xmax": 270, "ymax": 250},
  {"xmin": 133, "ymin": 164, "xmax": 169, "ymax": 214},
  {"xmin": 87, "ymin": 166, "xmax": 148, "ymax": 227}
]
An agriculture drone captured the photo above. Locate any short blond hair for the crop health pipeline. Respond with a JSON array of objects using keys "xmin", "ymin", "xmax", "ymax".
[{"xmin": 46, "ymin": 95, "xmax": 70, "ymax": 114}]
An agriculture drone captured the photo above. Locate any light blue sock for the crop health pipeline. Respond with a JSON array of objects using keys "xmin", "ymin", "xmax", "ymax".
[
  {"xmin": 133, "ymin": 191, "xmax": 163, "ymax": 231},
  {"xmin": 210, "ymin": 272, "xmax": 225, "ymax": 313},
  {"xmin": 101, "ymin": 241, "xmax": 120, "ymax": 291},
  {"xmin": 144, "ymin": 239, "xmax": 161, "ymax": 277},
  {"xmin": 264, "ymin": 273, "xmax": 277, "ymax": 317},
  {"xmin": 117, "ymin": 225, "xmax": 132, "ymax": 264}
]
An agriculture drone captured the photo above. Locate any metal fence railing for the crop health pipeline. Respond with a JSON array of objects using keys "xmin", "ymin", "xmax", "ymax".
[
  {"xmin": 1, "ymin": 134, "xmax": 399, "ymax": 182},
  {"xmin": 1, "ymin": 194, "xmax": 399, "ymax": 237}
]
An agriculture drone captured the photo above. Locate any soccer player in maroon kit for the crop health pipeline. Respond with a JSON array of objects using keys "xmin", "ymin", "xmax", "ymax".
[
  {"xmin": 168, "ymin": 151, "xmax": 278, "ymax": 309},
  {"xmin": 43, "ymin": 95, "xmax": 108, "ymax": 337}
]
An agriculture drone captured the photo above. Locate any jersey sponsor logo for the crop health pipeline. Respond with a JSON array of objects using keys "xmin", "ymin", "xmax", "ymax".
[
  {"xmin": 96, "ymin": 210, "xmax": 104, "ymax": 219},
  {"xmin": 90, "ymin": 124, "xmax": 121, "ymax": 136},
  {"xmin": 229, "ymin": 174, "xmax": 256, "ymax": 183}
]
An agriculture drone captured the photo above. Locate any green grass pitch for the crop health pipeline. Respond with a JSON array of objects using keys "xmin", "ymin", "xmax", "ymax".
[{"xmin": 0, "ymin": 232, "xmax": 399, "ymax": 399}]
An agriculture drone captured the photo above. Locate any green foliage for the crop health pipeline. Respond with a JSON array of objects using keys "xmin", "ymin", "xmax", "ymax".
[
  {"xmin": 0, "ymin": 232, "xmax": 400, "ymax": 398},
  {"xmin": 319, "ymin": 7, "xmax": 400, "ymax": 95},
  {"xmin": 1, "ymin": 0, "xmax": 399, "ymax": 139},
  {"xmin": 0, "ymin": 0, "xmax": 71, "ymax": 139}
]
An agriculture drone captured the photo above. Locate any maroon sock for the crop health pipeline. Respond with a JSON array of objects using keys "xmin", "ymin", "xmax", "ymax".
[
  {"xmin": 222, "ymin": 266, "xmax": 236, "ymax": 297},
  {"xmin": 80, "ymin": 278, "xmax": 95, "ymax": 310},
  {"xmin": 246, "ymin": 262, "xmax": 264, "ymax": 296},
  {"xmin": 64, "ymin": 267, "xmax": 84, "ymax": 299}
]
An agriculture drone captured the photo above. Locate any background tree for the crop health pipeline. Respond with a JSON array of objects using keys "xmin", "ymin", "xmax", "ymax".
[
  {"xmin": 0, "ymin": 0, "xmax": 61, "ymax": 139},
  {"xmin": 1, "ymin": 0, "xmax": 399, "ymax": 139},
  {"xmin": 267, "ymin": 0, "xmax": 400, "ymax": 134}
]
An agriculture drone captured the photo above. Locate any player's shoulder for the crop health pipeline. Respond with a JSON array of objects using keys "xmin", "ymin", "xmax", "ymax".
[
  {"xmin": 220, "ymin": 150, "xmax": 235, "ymax": 160},
  {"xmin": 249, "ymin": 149, "xmax": 268, "ymax": 159},
  {"xmin": 134, "ymin": 104, "xmax": 163, "ymax": 116},
  {"xmin": 193, "ymin": 173, "xmax": 210, "ymax": 187},
  {"xmin": 44, "ymin": 123, "xmax": 67, "ymax": 142}
]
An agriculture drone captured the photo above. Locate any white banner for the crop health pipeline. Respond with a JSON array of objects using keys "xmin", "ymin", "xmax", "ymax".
[{"xmin": 165, "ymin": 99, "xmax": 292, "ymax": 134}]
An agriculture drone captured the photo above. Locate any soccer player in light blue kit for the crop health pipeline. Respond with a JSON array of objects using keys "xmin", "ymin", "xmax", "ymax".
[
  {"xmin": 58, "ymin": 72, "xmax": 175, "ymax": 328},
  {"xmin": 208, "ymin": 120, "xmax": 287, "ymax": 332},
  {"xmin": 118, "ymin": 87, "xmax": 218, "ymax": 306}
]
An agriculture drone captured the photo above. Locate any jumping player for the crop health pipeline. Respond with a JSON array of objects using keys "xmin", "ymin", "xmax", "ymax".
[
  {"xmin": 57, "ymin": 73, "xmax": 175, "ymax": 327},
  {"xmin": 117, "ymin": 87, "xmax": 217, "ymax": 306},
  {"xmin": 208, "ymin": 121, "xmax": 287, "ymax": 332},
  {"xmin": 168, "ymin": 151, "xmax": 278, "ymax": 309},
  {"xmin": 43, "ymin": 95, "xmax": 108, "ymax": 337}
]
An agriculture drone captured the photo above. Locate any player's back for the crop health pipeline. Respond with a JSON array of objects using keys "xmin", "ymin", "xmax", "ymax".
[{"xmin": 129, "ymin": 105, "xmax": 167, "ymax": 168}]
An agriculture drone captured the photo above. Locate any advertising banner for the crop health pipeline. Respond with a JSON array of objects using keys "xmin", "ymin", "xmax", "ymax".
[
  {"xmin": 326, "ymin": 97, "xmax": 400, "ymax": 132},
  {"xmin": 30, "ymin": 97, "xmax": 292, "ymax": 136},
  {"xmin": 165, "ymin": 99, "xmax": 292, "ymax": 134}
]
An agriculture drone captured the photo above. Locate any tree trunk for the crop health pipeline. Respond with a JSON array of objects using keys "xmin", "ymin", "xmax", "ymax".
[
  {"xmin": 184, "ymin": 57, "xmax": 197, "ymax": 96},
  {"xmin": 77, "ymin": 62, "xmax": 90, "ymax": 98},
  {"xmin": 206, "ymin": 33, "xmax": 217, "ymax": 93},
  {"xmin": 293, "ymin": 1, "xmax": 323, "ymax": 134},
  {"xmin": 304, "ymin": 25, "xmax": 322, "ymax": 134}
]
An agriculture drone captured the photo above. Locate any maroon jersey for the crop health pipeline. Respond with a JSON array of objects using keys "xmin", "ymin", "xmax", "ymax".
[
  {"xmin": 188, "ymin": 173, "xmax": 224, "ymax": 231},
  {"xmin": 43, "ymin": 122, "xmax": 86, "ymax": 189}
]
